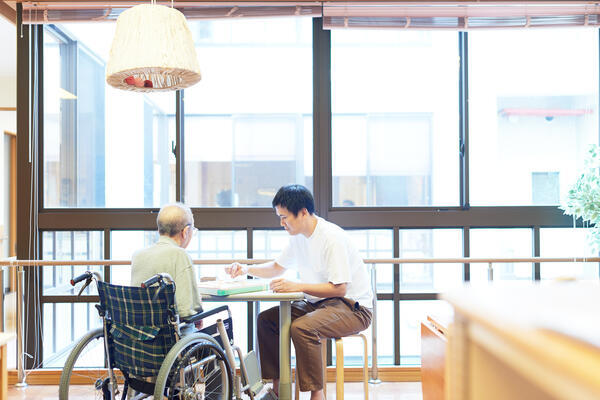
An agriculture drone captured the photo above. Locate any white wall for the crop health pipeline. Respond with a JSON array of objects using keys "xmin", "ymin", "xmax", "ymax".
[{"xmin": 0, "ymin": 49, "xmax": 17, "ymax": 258}]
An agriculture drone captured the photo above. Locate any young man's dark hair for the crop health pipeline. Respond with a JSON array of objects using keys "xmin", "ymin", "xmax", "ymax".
[{"xmin": 272, "ymin": 184, "xmax": 315, "ymax": 216}]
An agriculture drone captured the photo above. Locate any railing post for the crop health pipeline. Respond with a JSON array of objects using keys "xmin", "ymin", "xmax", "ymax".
[
  {"xmin": 369, "ymin": 263, "xmax": 381, "ymax": 384},
  {"xmin": 487, "ymin": 262, "xmax": 494, "ymax": 282},
  {"xmin": 15, "ymin": 264, "xmax": 27, "ymax": 387}
]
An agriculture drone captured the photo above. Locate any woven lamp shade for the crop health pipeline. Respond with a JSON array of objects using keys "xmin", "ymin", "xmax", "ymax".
[{"xmin": 106, "ymin": 4, "xmax": 201, "ymax": 92}]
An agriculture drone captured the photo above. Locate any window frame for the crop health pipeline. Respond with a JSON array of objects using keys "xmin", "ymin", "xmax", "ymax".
[{"xmin": 16, "ymin": 15, "xmax": 593, "ymax": 370}]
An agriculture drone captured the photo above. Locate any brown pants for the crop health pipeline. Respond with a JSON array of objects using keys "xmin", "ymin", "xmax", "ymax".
[{"xmin": 257, "ymin": 298, "xmax": 372, "ymax": 392}]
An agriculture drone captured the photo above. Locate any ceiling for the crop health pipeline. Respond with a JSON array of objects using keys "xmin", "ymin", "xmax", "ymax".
[{"xmin": 0, "ymin": 16, "xmax": 16, "ymax": 77}]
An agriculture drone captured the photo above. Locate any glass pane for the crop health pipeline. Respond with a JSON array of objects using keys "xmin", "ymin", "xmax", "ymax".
[
  {"xmin": 42, "ymin": 231, "xmax": 104, "ymax": 296},
  {"xmin": 111, "ymin": 230, "xmax": 159, "ymax": 286},
  {"xmin": 331, "ymin": 31, "xmax": 459, "ymax": 206},
  {"xmin": 469, "ymin": 228, "xmax": 532, "ymax": 284},
  {"xmin": 400, "ymin": 300, "xmax": 452, "ymax": 365},
  {"xmin": 399, "ymin": 229, "xmax": 462, "ymax": 293},
  {"xmin": 187, "ymin": 230, "xmax": 249, "ymax": 351},
  {"xmin": 253, "ymin": 230, "xmax": 299, "ymax": 281},
  {"xmin": 330, "ymin": 299, "xmax": 393, "ymax": 367},
  {"xmin": 377, "ymin": 301, "xmax": 394, "ymax": 364},
  {"xmin": 184, "ymin": 18, "xmax": 313, "ymax": 207},
  {"xmin": 540, "ymin": 228, "xmax": 599, "ymax": 280},
  {"xmin": 44, "ymin": 302, "xmax": 103, "ymax": 367},
  {"xmin": 469, "ymin": 29, "xmax": 599, "ymax": 206},
  {"xmin": 346, "ymin": 230, "xmax": 393, "ymax": 293},
  {"xmin": 43, "ymin": 24, "xmax": 175, "ymax": 208}
]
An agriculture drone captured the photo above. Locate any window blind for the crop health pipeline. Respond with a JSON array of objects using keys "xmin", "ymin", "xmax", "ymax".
[
  {"xmin": 18, "ymin": 0, "xmax": 600, "ymax": 28},
  {"xmin": 322, "ymin": 1, "xmax": 600, "ymax": 30},
  {"xmin": 20, "ymin": 2, "xmax": 321, "ymax": 24}
]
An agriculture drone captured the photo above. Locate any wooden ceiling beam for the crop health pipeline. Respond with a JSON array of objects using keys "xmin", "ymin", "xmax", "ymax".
[{"xmin": 0, "ymin": 1, "xmax": 16, "ymax": 25}]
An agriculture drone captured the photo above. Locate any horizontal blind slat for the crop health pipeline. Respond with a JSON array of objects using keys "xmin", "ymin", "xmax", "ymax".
[
  {"xmin": 322, "ymin": 1, "xmax": 600, "ymax": 30},
  {"xmin": 22, "ymin": 3, "xmax": 321, "ymax": 23}
]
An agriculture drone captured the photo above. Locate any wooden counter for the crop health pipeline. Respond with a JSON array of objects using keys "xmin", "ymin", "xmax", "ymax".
[
  {"xmin": 421, "ymin": 313, "xmax": 451, "ymax": 400},
  {"xmin": 442, "ymin": 282, "xmax": 600, "ymax": 400},
  {"xmin": 0, "ymin": 332, "xmax": 15, "ymax": 400}
]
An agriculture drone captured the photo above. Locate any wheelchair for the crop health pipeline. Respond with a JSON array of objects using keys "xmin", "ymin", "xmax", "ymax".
[{"xmin": 58, "ymin": 271, "xmax": 264, "ymax": 400}]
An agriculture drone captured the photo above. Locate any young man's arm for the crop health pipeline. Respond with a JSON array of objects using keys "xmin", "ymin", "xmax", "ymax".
[
  {"xmin": 270, "ymin": 280, "xmax": 347, "ymax": 298},
  {"xmin": 226, "ymin": 261, "xmax": 286, "ymax": 279}
]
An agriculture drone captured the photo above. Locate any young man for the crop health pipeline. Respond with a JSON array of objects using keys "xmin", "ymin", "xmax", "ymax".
[
  {"xmin": 131, "ymin": 203, "xmax": 202, "ymax": 318},
  {"xmin": 226, "ymin": 185, "xmax": 373, "ymax": 400}
]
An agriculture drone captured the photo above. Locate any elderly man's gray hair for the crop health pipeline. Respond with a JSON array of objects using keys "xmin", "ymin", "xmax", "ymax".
[{"xmin": 157, "ymin": 203, "xmax": 194, "ymax": 237}]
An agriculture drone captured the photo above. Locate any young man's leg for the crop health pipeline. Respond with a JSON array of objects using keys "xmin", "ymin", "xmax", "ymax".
[
  {"xmin": 257, "ymin": 301, "xmax": 315, "ymax": 396},
  {"xmin": 291, "ymin": 298, "xmax": 372, "ymax": 400}
]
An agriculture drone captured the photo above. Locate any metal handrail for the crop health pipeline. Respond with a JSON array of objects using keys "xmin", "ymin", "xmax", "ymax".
[
  {"xmin": 3, "ymin": 256, "xmax": 599, "ymax": 386},
  {"xmin": 2, "ymin": 256, "xmax": 599, "ymax": 266}
]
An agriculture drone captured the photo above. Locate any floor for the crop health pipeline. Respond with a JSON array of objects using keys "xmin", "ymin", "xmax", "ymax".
[{"xmin": 8, "ymin": 381, "xmax": 423, "ymax": 399}]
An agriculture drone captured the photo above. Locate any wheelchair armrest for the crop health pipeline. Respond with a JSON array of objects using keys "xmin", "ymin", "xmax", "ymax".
[{"xmin": 180, "ymin": 305, "xmax": 230, "ymax": 324}]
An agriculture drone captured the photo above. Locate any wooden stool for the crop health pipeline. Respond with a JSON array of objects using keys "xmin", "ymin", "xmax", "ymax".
[{"xmin": 295, "ymin": 333, "xmax": 369, "ymax": 400}]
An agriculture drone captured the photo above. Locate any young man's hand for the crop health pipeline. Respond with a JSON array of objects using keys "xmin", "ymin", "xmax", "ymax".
[
  {"xmin": 270, "ymin": 278, "xmax": 299, "ymax": 293},
  {"xmin": 225, "ymin": 262, "xmax": 248, "ymax": 278}
]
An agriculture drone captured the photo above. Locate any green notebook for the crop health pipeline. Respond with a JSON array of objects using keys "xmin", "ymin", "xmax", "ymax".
[{"xmin": 197, "ymin": 280, "xmax": 269, "ymax": 296}]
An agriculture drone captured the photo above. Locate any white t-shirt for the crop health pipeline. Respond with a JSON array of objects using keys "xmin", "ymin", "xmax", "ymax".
[{"xmin": 275, "ymin": 217, "xmax": 373, "ymax": 307}]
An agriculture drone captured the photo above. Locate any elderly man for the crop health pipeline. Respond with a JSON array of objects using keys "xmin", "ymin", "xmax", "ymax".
[
  {"xmin": 131, "ymin": 203, "xmax": 202, "ymax": 318},
  {"xmin": 227, "ymin": 185, "xmax": 373, "ymax": 400}
]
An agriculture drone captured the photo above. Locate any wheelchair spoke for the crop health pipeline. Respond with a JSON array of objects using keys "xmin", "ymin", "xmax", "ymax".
[
  {"xmin": 59, "ymin": 328, "xmax": 125, "ymax": 400},
  {"xmin": 167, "ymin": 341, "xmax": 231, "ymax": 400}
]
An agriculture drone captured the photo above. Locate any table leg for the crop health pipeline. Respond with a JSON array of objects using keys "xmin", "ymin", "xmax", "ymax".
[{"xmin": 278, "ymin": 301, "xmax": 292, "ymax": 400}]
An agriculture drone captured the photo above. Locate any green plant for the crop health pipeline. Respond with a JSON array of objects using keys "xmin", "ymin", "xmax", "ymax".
[{"xmin": 561, "ymin": 144, "xmax": 600, "ymax": 248}]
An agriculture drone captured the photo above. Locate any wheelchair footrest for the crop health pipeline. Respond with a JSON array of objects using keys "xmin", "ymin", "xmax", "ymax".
[
  {"xmin": 243, "ymin": 350, "xmax": 264, "ymax": 395},
  {"xmin": 256, "ymin": 387, "xmax": 278, "ymax": 400}
]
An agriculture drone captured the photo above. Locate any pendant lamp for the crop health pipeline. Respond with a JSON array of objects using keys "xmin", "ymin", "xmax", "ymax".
[{"xmin": 106, "ymin": 2, "xmax": 201, "ymax": 92}]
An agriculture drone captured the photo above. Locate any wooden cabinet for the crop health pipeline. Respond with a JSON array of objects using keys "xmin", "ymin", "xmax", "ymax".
[
  {"xmin": 421, "ymin": 314, "xmax": 450, "ymax": 400},
  {"xmin": 0, "ymin": 333, "xmax": 14, "ymax": 400},
  {"xmin": 443, "ymin": 284, "xmax": 600, "ymax": 400}
]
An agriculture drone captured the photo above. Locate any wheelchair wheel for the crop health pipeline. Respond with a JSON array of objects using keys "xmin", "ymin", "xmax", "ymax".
[
  {"xmin": 59, "ymin": 327, "xmax": 124, "ymax": 400},
  {"xmin": 154, "ymin": 333, "xmax": 233, "ymax": 400}
]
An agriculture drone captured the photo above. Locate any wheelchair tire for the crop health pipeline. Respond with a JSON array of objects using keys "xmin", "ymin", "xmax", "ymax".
[
  {"xmin": 59, "ymin": 327, "xmax": 124, "ymax": 400},
  {"xmin": 153, "ymin": 333, "xmax": 233, "ymax": 400}
]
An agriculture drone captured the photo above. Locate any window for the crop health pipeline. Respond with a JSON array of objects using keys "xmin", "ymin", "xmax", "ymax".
[
  {"xmin": 331, "ymin": 31, "xmax": 459, "ymax": 207},
  {"xmin": 43, "ymin": 302, "xmax": 103, "ymax": 368},
  {"xmin": 42, "ymin": 231, "xmax": 104, "ymax": 296},
  {"xmin": 183, "ymin": 18, "xmax": 313, "ymax": 207},
  {"xmin": 253, "ymin": 229, "xmax": 298, "ymax": 281},
  {"xmin": 347, "ymin": 230, "xmax": 393, "ymax": 293},
  {"xmin": 111, "ymin": 231, "xmax": 159, "ymax": 285},
  {"xmin": 43, "ymin": 24, "xmax": 176, "ymax": 208},
  {"xmin": 532, "ymin": 172, "xmax": 560, "ymax": 205},
  {"xmin": 399, "ymin": 229, "xmax": 462, "ymax": 293},
  {"xmin": 540, "ymin": 228, "xmax": 598, "ymax": 280},
  {"xmin": 469, "ymin": 29, "xmax": 599, "ymax": 206},
  {"xmin": 41, "ymin": 230, "xmax": 104, "ymax": 367},
  {"xmin": 470, "ymin": 228, "xmax": 533, "ymax": 284},
  {"xmin": 29, "ymin": 18, "xmax": 600, "ymax": 371}
]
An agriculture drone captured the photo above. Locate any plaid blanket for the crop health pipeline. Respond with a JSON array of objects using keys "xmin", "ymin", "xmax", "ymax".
[{"xmin": 97, "ymin": 281, "xmax": 178, "ymax": 377}]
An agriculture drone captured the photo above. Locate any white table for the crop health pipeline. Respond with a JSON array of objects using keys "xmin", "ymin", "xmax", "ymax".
[{"xmin": 203, "ymin": 291, "xmax": 304, "ymax": 400}]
